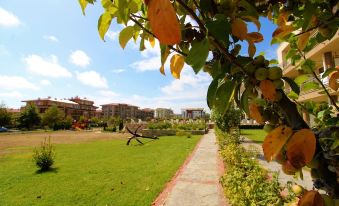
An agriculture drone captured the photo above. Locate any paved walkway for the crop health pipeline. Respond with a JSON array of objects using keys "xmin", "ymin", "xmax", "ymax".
[
  {"xmin": 241, "ymin": 137, "xmax": 314, "ymax": 190},
  {"xmin": 153, "ymin": 130, "xmax": 228, "ymax": 206}
]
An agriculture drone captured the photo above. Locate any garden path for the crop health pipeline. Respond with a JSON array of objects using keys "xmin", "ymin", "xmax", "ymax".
[
  {"xmin": 241, "ymin": 137, "xmax": 314, "ymax": 190},
  {"xmin": 153, "ymin": 130, "xmax": 229, "ymax": 206}
]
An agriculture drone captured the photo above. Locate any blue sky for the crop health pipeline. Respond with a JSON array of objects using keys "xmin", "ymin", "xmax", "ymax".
[{"xmin": 0, "ymin": 0, "xmax": 278, "ymax": 113}]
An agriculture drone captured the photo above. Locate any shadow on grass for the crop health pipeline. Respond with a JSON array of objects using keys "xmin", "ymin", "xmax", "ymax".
[
  {"xmin": 35, "ymin": 167, "xmax": 59, "ymax": 174},
  {"xmin": 130, "ymin": 138, "xmax": 159, "ymax": 146}
]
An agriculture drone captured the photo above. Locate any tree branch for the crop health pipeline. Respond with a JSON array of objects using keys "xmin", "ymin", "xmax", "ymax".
[
  {"xmin": 129, "ymin": 15, "xmax": 187, "ymax": 57},
  {"xmin": 176, "ymin": 0, "xmax": 206, "ymax": 33}
]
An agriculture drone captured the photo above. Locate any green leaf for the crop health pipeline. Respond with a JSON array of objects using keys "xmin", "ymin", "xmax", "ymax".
[
  {"xmin": 98, "ymin": 12, "xmax": 113, "ymax": 41},
  {"xmin": 214, "ymin": 79, "xmax": 236, "ymax": 115},
  {"xmin": 186, "ymin": 38, "xmax": 210, "ymax": 74},
  {"xmin": 301, "ymin": 59, "xmax": 315, "ymax": 73},
  {"xmin": 206, "ymin": 18, "xmax": 230, "ymax": 43},
  {"xmin": 294, "ymin": 74, "xmax": 310, "ymax": 85},
  {"xmin": 302, "ymin": 2, "xmax": 315, "ymax": 31},
  {"xmin": 287, "ymin": 91, "xmax": 299, "ymax": 100},
  {"xmin": 207, "ymin": 78, "xmax": 219, "ymax": 109},
  {"xmin": 269, "ymin": 59, "xmax": 278, "ymax": 65},
  {"xmin": 119, "ymin": 26, "xmax": 134, "ymax": 49},
  {"xmin": 240, "ymin": 87, "xmax": 250, "ymax": 115},
  {"xmin": 322, "ymin": 68, "xmax": 337, "ymax": 78},
  {"xmin": 282, "ymin": 77, "xmax": 300, "ymax": 95},
  {"xmin": 303, "ymin": 81, "xmax": 319, "ymax": 91}
]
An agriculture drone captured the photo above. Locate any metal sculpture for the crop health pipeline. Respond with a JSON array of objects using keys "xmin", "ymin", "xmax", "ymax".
[{"xmin": 126, "ymin": 125, "xmax": 158, "ymax": 145}]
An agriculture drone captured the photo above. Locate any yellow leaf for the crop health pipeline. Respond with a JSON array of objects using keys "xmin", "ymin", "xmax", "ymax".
[
  {"xmin": 260, "ymin": 80, "xmax": 277, "ymax": 101},
  {"xmin": 286, "ymin": 129, "xmax": 316, "ymax": 169},
  {"xmin": 148, "ymin": 0, "xmax": 181, "ymax": 45},
  {"xmin": 160, "ymin": 65, "xmax": 165, "ymax": 75},
  {"xmin": 297, "ymin": 31, "xmax": 311, "ymax": 51},
  {"xmin": 170, "ymin": 54, "xmax": 185, "ymax": 79},
  {"xmin": 262, "ymin": 125, "xmax": 293, "ymax": 162},
  {"xmin": 246, "ymin": 32, "xmax": 264, "ymax": 43},
  {"xmin": 231, "ymin": 18, "xmax": 248, "ymax": 40},
  {"xmin": 242, "ymin": 16, "xmax": 261, "ymax": 31},
  {"xmin": 149, "ymin": 36, "xmax": 156, "ymax": 48},
  {"xmin": 247, "ymin": 40, "xmax": 256, "ymax": 57},
  {"xmin": 272, "ymin": 25, "xmax": 294, "ymax": 39},
  {"xmin": 329, "ymin": 71, "xmax": 338, "ymax": 91}
]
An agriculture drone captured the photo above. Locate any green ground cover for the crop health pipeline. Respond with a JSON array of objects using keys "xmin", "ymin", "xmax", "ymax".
[
  {"xmin": 240, "ymin": 129, "xmax": 266, "ymax": 143},
  {"xmin": 0, "ymin": 135, "xmax": 201, "ymax": 206}
]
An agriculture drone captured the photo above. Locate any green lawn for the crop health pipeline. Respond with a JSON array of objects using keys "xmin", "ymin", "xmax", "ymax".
[
  {"xmin": 0, "ymin": 135, "xmax": 201, "ymax": 206},
  {"xmin": 240, "ymin": 129, "xmax": 266, "ymax": 143}
]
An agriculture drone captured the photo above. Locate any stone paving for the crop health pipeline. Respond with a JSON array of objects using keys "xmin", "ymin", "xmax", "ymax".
[
  {"xmin": 153, "ymin": 130, "xmax": 228, "ymax": 206},
  {"xmin": 241, "ymin": 137, "xmax": 314, "ymax": 190}
]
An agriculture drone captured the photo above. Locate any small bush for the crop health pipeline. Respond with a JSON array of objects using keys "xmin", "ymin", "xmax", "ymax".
[{"xmin": 33, "ymin": 137, "xmax": 55, "ymax": 171}]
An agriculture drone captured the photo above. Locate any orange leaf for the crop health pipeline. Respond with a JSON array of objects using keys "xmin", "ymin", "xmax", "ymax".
[
  {"xmin": 246, "ymin": 32, "xmax": 264, "ymax": 43},
  {"xmin": 298, "ymin": 191, "xmax": 324, "ymax": 206},
  {"xmin": 329, "ymin": 71, "xmax": 338, "ymax": 91},
  {"xmin": 144, "ymin": 0, "xmax": 150, "ymax": 5},
  {"xmin": 297, "ymin": 31, "xmax": 311, "ymax": 51},
  {"xmin": 286, "ymin": 129, "xmax": 316, "ymax": 169},
  {"xmin": 249, "ymin": 103, "xmax": 264, "ymax": 124},
  {"xmin": 277, "ymin": 11, "xmax": 290, "ymax": 27},
  {"xmin": 247, "ymin": 40, "xmax": 256, "ymax": 57},
  {"xmin": 231, "ymin": 18, "xmax": 248, "ymax": 40},
  {"xmin": 272, "ymin": 25, "xmax": 294, "ymax": 39},
  {"xmin": 160, "ymin": 65, "xmax": 165, "ymax": 75},
  {"xmin": 148, "ymin": 0, "xmax": 181, "ymax": 45},
  {"xmin": 260, "ymin": 80, "xmax": 277, "ymax": 101},
  {"xmin": 149, "ymin": 36, "xmax": 156, "ymax": 48},
  {"xmin": 262, "ymin": 125, "xmax": 293, "ymax": 162}
]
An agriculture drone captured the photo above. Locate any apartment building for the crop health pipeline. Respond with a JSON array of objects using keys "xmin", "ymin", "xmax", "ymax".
[
  {"xmin": 138, "ymin": 108, "xmax": 155, "ymax": 120},
  {"xmin": 277, "ymin": 31, "xmax": 339, "ymax": 124},
  {"xmin": 155, "ymin": 108, "xmax": 174, "ymax": 119},
  {"xmin": 181, "ymin": 108, "xmax": 205, "ymax": 119},
  {"xmin": 101, "ymin": 103, "xmax": 139, "ymax": 120},
  {"xmin": 22, "ymin": 96, "xmax": 98, "ymax": 120}
]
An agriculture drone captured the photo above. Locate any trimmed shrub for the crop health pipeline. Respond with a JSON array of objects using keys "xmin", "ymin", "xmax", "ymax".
[
  {"xmin": 33, "ymin": 137, "xmax": 55, "ymax": 171},
  {"xmin": 176, "ymin": 130, "xmax": 192, "ymax": 138}
]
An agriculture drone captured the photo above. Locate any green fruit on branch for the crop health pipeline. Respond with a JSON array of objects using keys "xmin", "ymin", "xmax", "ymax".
[
  {"xmin": 245, "ymin": 64, "xmax": 256, "ymax": 74},
  {"xmin": 264, "ymin": 123, "xmax": 275, "ymax": 133},
  {"xmin": 253, "ymin": 55, "xmax": 265, "ymax": 66},
  {"xmin": 255, "ymin": 67, "xmax": 268, "ymax": 80},
  {"xmin": 273, "ymin": 79, "xmax": 284, "ymax": 89},
  {"xmin": 268, "ymin": 66, "xmax": 283, "ymax": 80},
  {"xmin": 291, "ymin": 184, "xmax": 304, "ymax": 195}
]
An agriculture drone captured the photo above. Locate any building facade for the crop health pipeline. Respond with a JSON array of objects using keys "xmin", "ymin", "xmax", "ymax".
[
  {"xmin": 277, "ymin": 31, "xmax": 339, "ymax": 125},
  {"xmin": 138, "ymin": 108, "xmax": 155, "ymax": 120},
  {"xmin": 155, "ymin": 108, "xmax": 174, "ymax": 119},
  {"xmin": 101, "ymin": 103, "xmax": 139, "ymax": 120},
  {"xmin": 181, "ymin": 108, "xmax": 205, "ymax": 119},
  {"xmin": 22, "ymin": 97, "xmax": 98, "ymax": 120}
]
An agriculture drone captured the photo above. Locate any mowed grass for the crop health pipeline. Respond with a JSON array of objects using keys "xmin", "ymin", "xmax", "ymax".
[
  {"xmin": 0, "ymin": 135, "xmax": 201, "ymax": 206},
  {"xmin": 240, "ymin": 129, "xmax": 266, "ymax": 143}
]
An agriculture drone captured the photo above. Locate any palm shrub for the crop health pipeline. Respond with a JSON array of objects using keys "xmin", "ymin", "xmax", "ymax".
[{"xmin": 33, "ymin": 137, "xmax": 55, "ymax": 171}]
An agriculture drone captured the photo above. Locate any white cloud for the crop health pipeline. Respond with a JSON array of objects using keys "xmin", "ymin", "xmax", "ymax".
[
  {"xmin": 40, "ymin": 79, "xmax": 51, "ymax": 86},
  {"xmin": 24, "ymin": 54, "xmax": 72, "ymax": 78},
  {"xmin": 112, "ymin": 69, "xmax": 126, "ymax": 73},
  {"xmin": 0, "ymin": 7, "xmax": 21, "ymax": 27},
  {"xmin": 0, "ymin": 91, "xmax": 23, "ymax": 98},
  {"xmin": 98, "ymin": 90, "xmax": 120, "ymax": 98},
  {"xmin": 130, "ymin": 56, "xmax": 161, "ymax": 72},
  {"xmin": 70, "ymin": 50, "xmax": 91, "ymax": 68},
  {"xmin": 43, "ymin": 35, "xmax": 59, "ymax": 43},
  {"xmin": 76, "ymin": 71, "xmax": 108, "ymax": 89},
  {"xmin": 106, "ymin": 31, "xmax": 118, "ymax": 41},
  {"xmin": 0, "ymin": 75, "xmax": 39, "ymax": 90}
]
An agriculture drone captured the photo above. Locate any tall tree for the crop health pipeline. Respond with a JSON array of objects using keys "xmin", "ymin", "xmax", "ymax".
[
  {"xmin": 78, "ymin": 0, "xmax": 339, "ymax": 199},
  {"xmin": 0, "ymin": 104, "xmax": 12, "ymax": 127},
  {"xmin": 18, "ymin": 103, "xmax": 41, "ymax": 130},
  {"xmin": 42, "ymin": 105, "xmax": 65, "ymax": 130}
]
